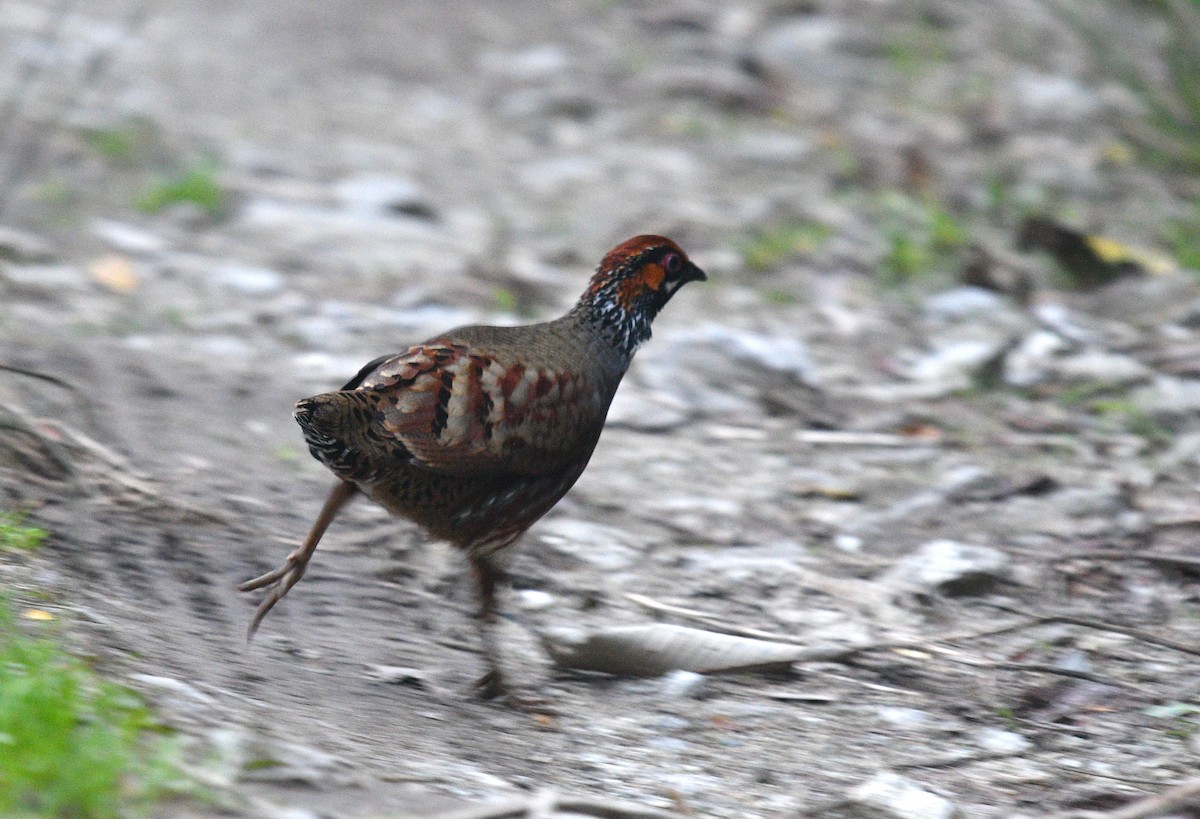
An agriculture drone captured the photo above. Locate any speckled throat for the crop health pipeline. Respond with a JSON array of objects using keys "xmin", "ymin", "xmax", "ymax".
[{"xmin": 569, "ymin": 242, "xmax": 705, "ymax": 358}]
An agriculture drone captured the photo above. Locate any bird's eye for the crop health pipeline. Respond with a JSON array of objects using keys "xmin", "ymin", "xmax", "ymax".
[{"xmin": 662, "ymin": 252, "xmax": 683, "ymax": 274}]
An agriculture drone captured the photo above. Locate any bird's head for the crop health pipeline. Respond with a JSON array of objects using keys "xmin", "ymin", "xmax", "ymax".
[{"xmin": 574, "ymin": 235, "xmax": 706, "ymax": 356}]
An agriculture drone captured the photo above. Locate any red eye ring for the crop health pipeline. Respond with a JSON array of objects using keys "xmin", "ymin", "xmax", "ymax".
[{"xmin": 662, "ymin": 252, "xmax": 682, "ymax": 274}]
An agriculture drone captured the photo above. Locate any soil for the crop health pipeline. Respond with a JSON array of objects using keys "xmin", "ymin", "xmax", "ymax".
[{"xmin": 3, "ymin": 1, "xmax": 1200, "ymax": 817}]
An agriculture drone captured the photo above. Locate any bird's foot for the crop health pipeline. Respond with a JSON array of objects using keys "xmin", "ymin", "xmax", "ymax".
[
  {"xmin": 473, "ymin": 670, "xmax": 557, "ymax": 716},
  {"xmin": 238, "ymin": 480, "xmax": 356, "ymax": 641},
  {"xmin": 238, "ymin": 550, "xmax": 305, "ymax": 593},
  {"xmin": 237, "ymin": 549, "xmax": 311, "ymax": 641}
]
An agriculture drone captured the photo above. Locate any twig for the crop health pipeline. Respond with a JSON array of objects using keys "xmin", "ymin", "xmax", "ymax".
[
  {"xmin": 797, "ymin": 797, "xmax": 856, "ymax": 818},
  {"xmin": 626, "ymin": 593, "xmax": 809, "ymax": 644},
  {"xmin": 985, "ymin": 606, "xmax": 1200, "ymax": 658},
  {"xmin": 919, "ymin": 643, "xmax": 1133, "ymax": 689},
  {"xmin": 794, "ymin": 430, "xmax": 936, "ymax": 447},
  {"xmin": 406, "ymin": 797, "xmax": 528, "ymax": 819},
  {"xmin": 1055, "ymin": 549, "xmax": 1200, "ymax": 572},
  {"xmin": 0, "ymin": 363, "xmax": 103, "ymax": 434},
  {"xmin": 626, "ymin": 593, "xmax": 1047, "ymax": 660},
  {"xmin": 626, "ymin": 594, "xmax": 1144, "ymax": 687},
  {"xmin": 626, "ymin": 592, "xmax": 894, "ymax": 663},
  {"xmin": 630, "ymin": 559, "xmax": 909, "ymax": 630},
  {"xmin": 0, "ymin": 412, "xmax": 78, "ymax": 480},
  {"xmin": 896, "ymin": 750, "xmax": 1026, "ymax": 771},
  {"xmin": 817, "ymin": 671, "xmax": 925, "ymax": 697},
  {"xmin": 987, "ymin": 661, "xmax": 1129, "ymax": 689},
  {"xmin": 1046, "ymin": 776, "xmax": 1200, "ymax": 819},
  {"xmin": 0, "ymin": 400, "xmax": 226, "ymax": 522},
  {"xmin": 553, "ymin": 798, "xmax": 679, "ymax": 819},
  {"xmin": 429, "ymin": 793, "xmax": 681, "ymax": 819}
]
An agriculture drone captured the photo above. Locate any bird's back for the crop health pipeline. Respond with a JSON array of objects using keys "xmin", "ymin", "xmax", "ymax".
[{"xmin": 295, "ymin": 314, "xmax": 627, "ymax": 551}]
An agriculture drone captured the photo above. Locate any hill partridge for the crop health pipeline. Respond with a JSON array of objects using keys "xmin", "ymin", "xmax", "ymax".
[{"xmin": 239, "ymin": 235, "xmax": 705, "ymax": 702}]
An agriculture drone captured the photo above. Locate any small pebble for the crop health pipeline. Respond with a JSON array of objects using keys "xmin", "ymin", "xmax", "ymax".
[
  {"xmin": 214, "ymin": 264, "xmax": 284, "ymax": 296},
  {"xmin": 849, "ymin": 771, "xmax": 957, "ymax": 819},
  {"xmin": 976, "ymin": 727, "xmax": 1032, "ymax": 753},
  {"xmin": 368, "ymin": 665, "xmax": 430, "ymax": 688},
  {"xmin": 514, "ymin": 589, "xmax": 556, "ymax": 611},
  {"xmin": 659, "ymin": 670, "xmax": 707, "ymax": 699}
]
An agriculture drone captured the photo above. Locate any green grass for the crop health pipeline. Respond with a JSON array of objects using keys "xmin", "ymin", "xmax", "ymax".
[
  {"xmin": 984, "ymin": 172, "xmax": 1012, "ymax": 217},
  {"xmin": 492, "ymin": 287, "xmax": 519, "ymax": 313},
  {"xmin": 876, "ymin": 193, "xmax": 971, "ymax": 286},
  {"xmin": 880, "ymin": 230, "xmax": 927, "ymax": 285},
  {"xmin": 1052, "ymin": 384, "xmax": 1173, "ymax": 446},
  {"xmin": 80, "ymin": 127, "xmax": 139, "ymax": 164},
  {"xmin": 994, "ymin": 706, "xmax": 1020, "ymax": 730},
  {"xmin": 0, "ymin": 511, "xmax": 47, "ymax": 553},
  {"xmin": 883, "ymin": 21, "xmax": 951, "ymax": 78},
  {"xmin": 0, "ymin": 601, "xmax": 182, "ymax": 816},
  {"xmin": 78, "ymin": 117, "xmax": 162, "ymax": 165},
  {"xmin": 29, "ymin": 178, "xmax": 80, "ymax": 227},
  {"xmin": 1057, "ymin": 0, "xmax": 1200, "ymax": 173},
  {"xmin": 1146, "ymin": 701, "xmax": 1200, "ymax": 739},
  {"xmin": 1055, "ymin": 381, "xmax": 1118, "ymax": 407},
  {"xmin": 273, "ymin": 445, "xmax": 302, "ymax": 463},
  {"xmin": 1091, "ymin": 398, "xmax": 1173, "ymax": 446},
  {"xmin": 136, "ymin": 162, "xmax": 224, "ymax": 217},
  {"xmin": 1163, "ymin": 205, "xmax": 1200, "ymax": 271},
  {"xmin": 78, "ymin": 118, "xmax": 228, "ymax": 220},
  {"xmin": 762, "ymin": 289, "xmax": 798, "ymax": 306},
  {"xmin": 737, "ymin": 220, "xmax": 830, "ymax": 271},
  {"xmin": 929, "ymin": 206, "xmax": 968, "ymax": 248}
]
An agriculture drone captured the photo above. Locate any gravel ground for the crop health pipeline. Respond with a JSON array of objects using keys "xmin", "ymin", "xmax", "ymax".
[{"xmin": 3, "ymin": 1, "xmax": 1200, "ymax": 817}]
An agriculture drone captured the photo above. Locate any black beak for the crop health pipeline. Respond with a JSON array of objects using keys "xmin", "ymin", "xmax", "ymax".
[{"xmin": 685, "ymin": 261, "xmax": 707, "ymax": 283}]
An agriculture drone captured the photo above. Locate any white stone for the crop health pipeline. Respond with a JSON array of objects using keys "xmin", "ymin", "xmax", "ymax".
[
  {"xmin": 334, "ymin": 174, "xmax": 432, "ymax": 217},
  {"xmin": 214, "ymin": 263, "xmax": 284, "ymax": 296},
  {"xmin": 850, "ymin": 772, "xmax": 957, "ymax": 819},
  {"xmin": 883, "ymin": 540, "xmax": 1010, "ymax": 596},
  {"xmin": 659, "ymin": 670, "xmax": 707, "ymax": 699},
  {"xmin": 514, "ymin": 589, "xmax": 556, "ymax": 611},
  {"xmin": 924, "ymin": 287, "xmax": 1007, "ymax": 321},
  {"xmin": 92, "ymin": 219, "xmax": 168, "ymax": 254},
  {"xmin": 906, "ymin": 338, "xmax": 1005, "ymax": 383},
  {"xmin": 976, "ymin": 727, "xmax": 1032, "ymax": 753}
]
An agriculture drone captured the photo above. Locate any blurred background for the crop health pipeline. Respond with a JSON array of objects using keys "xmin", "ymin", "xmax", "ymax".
[
  {"xmin": 3, "ymin": 1, "xmax": 1200, "ymax": 817},
  {"xmin": 3, "ymin": 1, "xmax": 1198, "ymax": 328}
]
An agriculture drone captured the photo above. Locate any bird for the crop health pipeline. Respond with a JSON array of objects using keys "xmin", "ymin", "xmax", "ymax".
[
  {"xmin": 239, "ymin": 235, "xmax": 705, "ymax": 704},
  {"xmin": 1016, "ymin": 216, "xmax": 1143, "ymax": 289}
]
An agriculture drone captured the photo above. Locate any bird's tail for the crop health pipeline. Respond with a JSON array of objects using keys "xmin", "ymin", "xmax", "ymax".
[{"xmin": 294, "ymin": 391, "xmax": 382, "ymax": 482}]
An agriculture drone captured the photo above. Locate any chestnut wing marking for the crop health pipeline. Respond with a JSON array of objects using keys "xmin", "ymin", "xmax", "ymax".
[{"xmin": 355, "ymin": 344, "xmax": 608, "ymax": 478}]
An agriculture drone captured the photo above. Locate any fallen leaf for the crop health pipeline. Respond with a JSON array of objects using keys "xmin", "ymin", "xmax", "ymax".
[
  {"xmin": 1085, "ymin": 234, "xmax": 1174, "ymax": 275},
  {"xmin": 541, "ymin": 623, "xmax": 806, "ymax": 676},
  {"xmin": 793, "ymin": 482, "xmax": 861, "ymax": 501},
  {"xmin": 87, "ymin": 254, "xmax": 139, "ymax": 293},
  {"xmin": 899, "ymin": 423, "xmax": 943, "ymax": 442},
  {"xmin": 1017, "ymin": 215, "xmax": 1175, "ymax": 287}
]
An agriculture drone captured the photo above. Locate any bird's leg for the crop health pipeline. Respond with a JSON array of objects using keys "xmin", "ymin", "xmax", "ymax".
[
  {"xmin": 468, "ymin": 553, "xmax": 555, "ymax": 714},
  {"xmin": 239, "ymin": 480, "xmax": 358, "ymax": 640},
  {"xmin": 469, "ymin": 554, "xmax": 508, "ymax": 700}
]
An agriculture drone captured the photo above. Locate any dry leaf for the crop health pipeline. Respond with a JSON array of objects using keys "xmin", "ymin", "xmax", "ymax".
[
  {"xmin": 542, "ymin": 623, "xmax": 806, "ymax": 676},
  {"xmin": 1085, "ymin": 234, "xmax": 1175, "ymax": 275},
  {"xmin": 88, "ymin": 254, "xmax": 139, "ymax": 293}
]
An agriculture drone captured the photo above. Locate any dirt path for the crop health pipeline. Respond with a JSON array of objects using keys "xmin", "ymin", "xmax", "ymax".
[{"xmin": 3, "ymin": 1, "xmax": 1200, "ymax": 816}]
